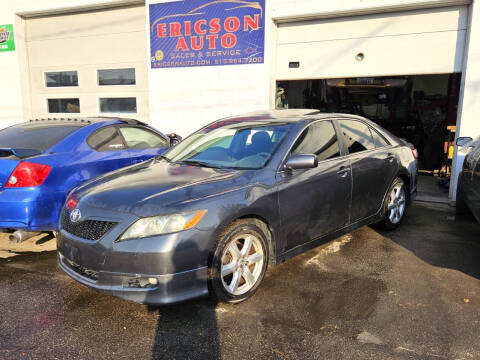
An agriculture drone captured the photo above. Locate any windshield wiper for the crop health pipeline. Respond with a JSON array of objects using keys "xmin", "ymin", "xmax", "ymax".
[{"xmin": 179, "ymin": 160, "xmax": 226, "ymax": 169}]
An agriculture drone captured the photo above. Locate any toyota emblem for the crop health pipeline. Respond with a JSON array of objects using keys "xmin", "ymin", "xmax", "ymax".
[{"xmin": 70, "ymin": 209, "xmax": 82, "ymax": 223}]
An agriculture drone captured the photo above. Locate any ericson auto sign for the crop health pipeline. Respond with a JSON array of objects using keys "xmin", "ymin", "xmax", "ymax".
[{"xmin": 149, "ymin": 0, "xmax": 265, "ymax": 68}]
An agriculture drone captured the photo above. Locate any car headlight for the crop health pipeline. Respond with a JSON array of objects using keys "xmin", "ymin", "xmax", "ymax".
[{"xmin": 118, "ymin": 209, "xmax": 207, "ymax": 241}]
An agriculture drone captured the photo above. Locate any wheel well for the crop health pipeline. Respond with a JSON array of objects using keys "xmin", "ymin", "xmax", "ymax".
[
  {"xmin": 238, "ymin": 215, "xmax": 277, "ymax": 266},
  {"xmin": 397, "ymin": 173, "xmax": 411, "ymax": 201}
]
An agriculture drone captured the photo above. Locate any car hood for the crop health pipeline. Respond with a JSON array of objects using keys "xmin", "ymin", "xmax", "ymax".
[{"xmin": 77, "ymin": 160, "xmax": 249, "ymax": 217}]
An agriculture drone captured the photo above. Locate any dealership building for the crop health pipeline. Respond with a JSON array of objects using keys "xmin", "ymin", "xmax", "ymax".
[{"xmin": 1, "ymin": 0, "xmax": 480, "ymax": 200}]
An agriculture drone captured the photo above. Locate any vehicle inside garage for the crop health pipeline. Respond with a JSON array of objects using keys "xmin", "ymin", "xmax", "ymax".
[{"xmin": 276, "ymin": 73, "xmax": 461, "ymax": 202}]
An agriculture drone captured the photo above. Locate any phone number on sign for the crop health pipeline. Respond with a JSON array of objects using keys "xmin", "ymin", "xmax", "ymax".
[{"xmin": 153, "ymin": 56, "xmax": 263, "ymax": 68}]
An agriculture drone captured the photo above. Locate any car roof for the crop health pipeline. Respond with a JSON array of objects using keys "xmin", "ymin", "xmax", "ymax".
[
  {"xmin": 220, "ymin": 109, "xmax": 370, "ymax": 124},
  {"xmin": 24, "ymin": 116, "xmax": 147, "ymax": 127}
]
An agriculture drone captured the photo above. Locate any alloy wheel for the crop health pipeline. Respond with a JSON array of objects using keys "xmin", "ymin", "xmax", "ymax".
[
  {"xmin": 388, "ymin": 182, "xmax": 406, "ymax": 224},
  {"xmin": 220, "ymin": 233, "xmax": 264, "ymax": 296}
]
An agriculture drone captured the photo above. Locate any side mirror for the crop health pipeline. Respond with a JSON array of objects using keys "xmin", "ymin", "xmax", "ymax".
[
  {"xmin": 456, "ymin": 136, "xmax": 473, "ymax": 147},
  {"xmin": 167, "ymin": 133, "xmax": 182, "ymax": 147},
  {"xmin": 284, "ymin": 154, "xmax": 318, "ymax": 170}
]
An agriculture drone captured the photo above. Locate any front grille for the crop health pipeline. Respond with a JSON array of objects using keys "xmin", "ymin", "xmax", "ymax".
[
  {"xmin": 63, "ymin": 257, "xmax": 99, "ymax": 281},
  {"xmin": 61, "ymin": 210, "xmax": 117, "ymax": 241}
]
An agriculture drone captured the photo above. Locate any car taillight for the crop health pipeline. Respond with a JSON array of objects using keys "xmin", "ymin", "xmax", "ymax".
[
  {"xmin": 6, "ymin": 162, "xmax": 51, "ymax": 188},
  {"xmin": 66, "ymin": 194, "xmax": 78, "ymax": 210},
  {"xmin": 411, "ymin": 148, "xmax": 419, "ymax": 160}
]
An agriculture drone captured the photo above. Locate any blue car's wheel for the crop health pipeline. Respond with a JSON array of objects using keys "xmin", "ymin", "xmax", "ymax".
[{"xmin": 208, "ymin": 219, "xmax": 269, "ymax": 303}]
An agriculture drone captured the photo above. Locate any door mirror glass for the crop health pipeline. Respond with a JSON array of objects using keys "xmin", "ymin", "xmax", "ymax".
[
  {"xmin": 284, "ymin": 154, "xmax": 318, "ymax": 170},
  {"xmin": 456, "ymin": 137, "xmax": 473, "ymax": 147}
]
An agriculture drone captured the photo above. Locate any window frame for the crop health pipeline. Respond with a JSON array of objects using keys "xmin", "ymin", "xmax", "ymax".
[
  {"xmin": 86, "ymin": 125, "xmax": 127, "ymax": 152},
  {"xmin": 369, "ymin": 126, "xmax": 391, "ymax": 149},
  {"xmin": 117, "ymin": 124, "xmax": 169, "ymax": 150},
  {"xmin": 46, "ymin": 98, "xmax": 81, "ymax": 114},
  {"xmin": 44, "ymin": 71, "xmax": 79, "ymax": 88},
  {"xmin": 98, "ymin": 97, "xmax": 138, "ymax": 114},
  {"xmin": 278, "ymin": 119, "xmax": 344, "ymax": 173},
  {"xmin": 97, "ymin": 68, "xmax": 136, "ymax": 86},
  {"xmin": 336, "ymin": 118, "xmax": 378, "ymax": 156}
]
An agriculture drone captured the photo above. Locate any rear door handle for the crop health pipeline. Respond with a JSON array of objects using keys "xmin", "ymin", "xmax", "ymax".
[
  {"xmin": 337, "ymin": 167, "xmax": 350, "ymax": 178},
  {"xmin": 386, "ymin": 153, "xmax": 395, "ymax": 162}
]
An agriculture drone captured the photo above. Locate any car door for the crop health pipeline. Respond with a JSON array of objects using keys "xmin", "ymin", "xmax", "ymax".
[
  {"xmin": 276, "ymin": 120, "xmax": 352, "ymax": 252},
  {"xmin": 117, "ymin": 126, "xmax": 169, "ymax": 165},
  {"xmin": 337, "ymin": 119, "xmax": 398, "ymax": 223}
]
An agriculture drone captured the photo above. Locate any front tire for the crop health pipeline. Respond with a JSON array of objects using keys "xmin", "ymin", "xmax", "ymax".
[
  {"xmin": 208, "ymin": 219, "xmax": 269, "ymax": 304},
  {"xmin": 378, "ymin": 177, "xmax": 407, "ymax": 230}
]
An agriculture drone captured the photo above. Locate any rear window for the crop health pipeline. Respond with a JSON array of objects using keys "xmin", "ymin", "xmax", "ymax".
[{"xmin": 0, "ymin": 123, "xmax": 82, "ymax": 152}]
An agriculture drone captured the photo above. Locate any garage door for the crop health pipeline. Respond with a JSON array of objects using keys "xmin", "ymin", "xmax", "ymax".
[
  {"xmin": 276, "ymin": 6, "xmax": 468, "ymax": 80},
  {"xmin": 25, "ymin": 5, "xmax": 149, "ymax": 120}
]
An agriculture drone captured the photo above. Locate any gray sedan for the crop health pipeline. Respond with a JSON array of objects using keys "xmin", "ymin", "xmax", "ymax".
[
  {"xmin": 57, "ymin": 110, "xmax": 418, "ymax": 304},
  {"xmin": 457, "ymin": 136, "xmax": 480, "ymax": 223}
]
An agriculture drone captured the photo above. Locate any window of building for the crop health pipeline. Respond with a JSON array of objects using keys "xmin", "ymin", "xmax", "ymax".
[
  {"xmin": 87, "ymin": 126, "xmax": 125, "ymax": 151},
  {"xmin": 47, "ymin": 98, "xmax": 80, "ymax": 113},
  {"xmin": 98, "ymin": 68, "xmax": 135, "ymax": 86},
  {"xmin": 339, "ymin": 120, "xmax": 376, "ymax": 154},
  {"xmin": 291, "ymin": 121, "xmax": 340, "ymax": 161},
  {"xmin": 45, "ymin": 71, "xmax": 78, "ymax": 87},
  {"xmin": 118, "ymin": 127, "xmax": 168, "ymax": 149},
  {"xmin": 99, "ymin": 97, "xmax": 137, "ymax": 113}
]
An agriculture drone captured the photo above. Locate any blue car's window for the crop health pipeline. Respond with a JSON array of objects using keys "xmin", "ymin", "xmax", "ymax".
[
  {"xmin": 87, "ymin": 126, "xmax": 125, "ymax": 151},
  {"xmin": 165, "ymin": 122, "xmax": 292, "ymax": 169},
  {"xmin": 118, "ymin": 127, "xmax": 168, "ymax": 149},
  {"xmin": 0, "ymin": 123, "xmax": 82, "ymax": 152}
]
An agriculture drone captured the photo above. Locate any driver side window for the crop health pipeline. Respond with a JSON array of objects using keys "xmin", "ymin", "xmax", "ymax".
[{"xmin": 291, "ymin": 121, "xmax": 341, "ymax": 162}]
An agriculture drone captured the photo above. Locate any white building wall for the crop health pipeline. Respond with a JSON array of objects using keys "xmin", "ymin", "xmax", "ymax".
[
  {"xmin": 0, "ymin": 3, "xmax": 24, "ymax": 129},
  {"xmin": 451, "ymin": 1, "xmax": 480, "ymax": 199},
  {"xmin": 0, "ymin": 0, "xmax": 143, "ymax": 128}
]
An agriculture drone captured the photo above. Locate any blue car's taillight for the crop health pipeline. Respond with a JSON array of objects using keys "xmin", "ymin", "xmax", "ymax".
[{"xmin": 6, "ymin": 161, "xmax": 51, "ymax": 188}]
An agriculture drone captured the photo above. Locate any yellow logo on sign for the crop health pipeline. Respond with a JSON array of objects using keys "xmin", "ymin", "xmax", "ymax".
[{"xmin": 155, "ymin": 50, "xmax": 164, "ymax": 61}]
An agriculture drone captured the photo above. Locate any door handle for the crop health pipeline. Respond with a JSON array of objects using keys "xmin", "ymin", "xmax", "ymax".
[
  {"xmin": 337, "ymin": 167, "xmax": 350, "ymax": 178},
  {"xmin": 386, "ymin": 153, "xmax": 395, "ymax": 162}
]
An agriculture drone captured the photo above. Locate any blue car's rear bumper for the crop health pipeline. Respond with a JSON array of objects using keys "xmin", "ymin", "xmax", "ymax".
[{"xmin": 0, "ymin": 188, "xmax": 62, "ymax": 231}]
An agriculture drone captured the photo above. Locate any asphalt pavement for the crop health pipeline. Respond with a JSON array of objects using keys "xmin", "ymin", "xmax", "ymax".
[{"xmin": 0, "ymin": 202, "xmax": 479, "ymax": 360}]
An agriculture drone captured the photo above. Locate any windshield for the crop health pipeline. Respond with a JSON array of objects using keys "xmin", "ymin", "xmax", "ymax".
[
  {"xmin": 165, "ymin": 122, "xmax": 292, "ymax": 169},
  {"xmin": 0, "ymin": 123, "xmax": 83, "ymax": 152}
]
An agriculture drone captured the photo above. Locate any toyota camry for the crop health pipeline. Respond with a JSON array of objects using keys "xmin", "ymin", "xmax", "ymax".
[{"xmin": 57, "ymin": 110, "xmax": 418, "ymax": 304}]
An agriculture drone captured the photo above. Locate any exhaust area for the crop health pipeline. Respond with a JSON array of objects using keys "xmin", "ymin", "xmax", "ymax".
[{"xmin": 9, "ymin": 231, "xmax": 41, "ymax": 243}]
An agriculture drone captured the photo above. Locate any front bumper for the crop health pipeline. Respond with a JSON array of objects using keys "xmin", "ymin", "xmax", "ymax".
[
  {"xmin": 56, "ymin": 203, "xmax": 214, "ymax": 304},
  {"xmin": 58, "ymin": 252, "xmax": 208, "ymax": 304}
]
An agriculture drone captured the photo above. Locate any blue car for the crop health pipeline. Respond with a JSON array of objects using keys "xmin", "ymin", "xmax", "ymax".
[{"xmin": 0, "ymin": 117, "xmax": 173, "ymax": 240}]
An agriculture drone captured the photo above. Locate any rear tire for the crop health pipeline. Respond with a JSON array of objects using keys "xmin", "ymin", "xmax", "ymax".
[
  {"xmin": 455, "ymin": 178, "xmax": 468, "ymax": 215},
  {"xmin": 378, "ymin": 177, "xmax": 407, "ymax": 230},
  {"xmin": 208, "ymin": 219, "xmax": 269, "ymax": 304}
]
